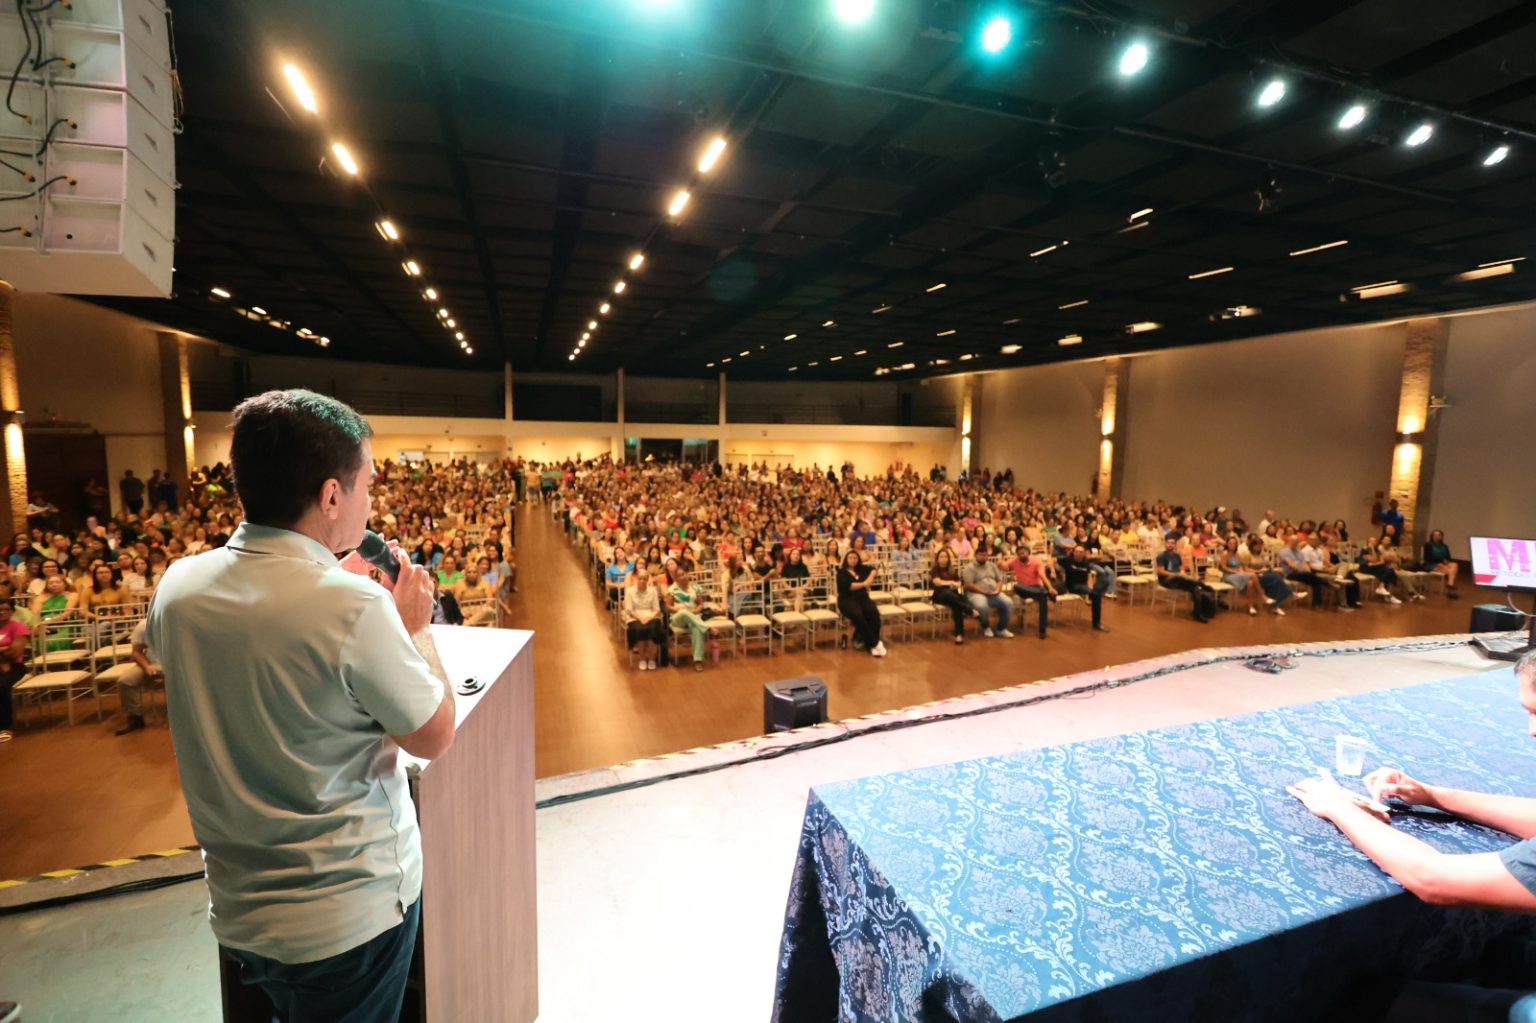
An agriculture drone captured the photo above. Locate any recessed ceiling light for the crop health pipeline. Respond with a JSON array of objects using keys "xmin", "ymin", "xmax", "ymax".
[
  {"xmin": 569, "ymin": 354, "xmax": 576, "ymax": 361},
  {"xmin": 455, "ymin": 331, "xmax": 464, "ymax": 341},
  {"xmin": 282, "ymin": 64, "xmax": 319, "ymax": 114},
  {"xmin": 1129, "ymin": 207, "xmax": 1153, "ymax": 221},
  {"xmin": 933, "ymin": 358, "xmax": 950, "ymax": 366},
  {"xmin": 1257, "ymin": 79, "xmax": 1286, "ymax": 108},
  {"xmin": 723, "ymin": 357, "xmax": 733, "ymax": 363},
  {"xmin": 318, "ymin": 337, "xmax": 330, "ymax": 347},
  {"xmin": 250, "ymin": 305, "xmax": 268, "ymax": 316},
  {"xmin": 614, "ymin": 280, "xmax": 626, "ymax": 294},
  {"xmin": 1058, "ymin": 334, "xmax": 1083, "ymax": 346},
  {"xmin": 1188, "ymin": 266, "xmax": 1234, "ymax": 279},
  {"xmin": 808, "ymin": 361, "xmax": 818, "ymax": 367},
  {"xmin": 464, "ymin": 347, "xmax": 473, "ymax": 354},
  {"xmin": 376, "ymin": 220, "xmax": 400, "ymax": 241},
  {"xmin": 887, "ymin": 341, "xmax": 903, "ymax": 348},
  {"xmin": 829, "ymin": 355, "xmax": 843, "ymax": 362},
  {"xmin": 437, "ymin": 308, "xmax": 450, "ymax": 319},
  {"xmin": 1118, "ymin": 41, "xmax": 1149, "ymax": 76},
  {"xmin": 936, "ymin": 328, "xmax": 956, "ymax": 336},
  {"xmin": 707, "ymin": 362, "xmax": 716, "ymax": 368},
  {"xmin": 403, "ymin": 260, "xmax": 421, "ymax": 276},
  {"xmin": 599, "ymin": 302, "xmax": 610, "ymax": 314},
  {"xmin": 1126, "ymin": 321, "xmax": 1161, "ymax": 333},
  {"xmin": 1000, "ymin": 344, "xmax": 1022, "ymax": 354},
  {"xmin": 959, "ymin": 354, "xmax": 974, "ymax": 361},
  {"xmin": 588, "ymin": 320, "xmax": 598, "ymax": 330},
  {"xmin": 981, "ymin": 15, "xmax": 1012, "ymax": 54},
  {"xmin": 698, "ymin": 136, "xmax": 727, "ymax": 174},
  {"xmin": 832, "ymin": 0, "xmax": 875, "ymax": 26},
  {"xmin": 1002, "ymin": 317, "xmax": 1021, "ymax": 325},
  {"xmin": 581, "ymin": 332, "xmax": 590, "ymax": 341},
  {"xmin": 668, "ymin": 189, "xmax": 691, "ymax": 217},
  {"xmin": 1029, "ymin": 244, "xmax": 1058, "ymax": 257},
  {"xmin": 822, "ymin": 320, "xmax": 835, "ymax": 327},
  {"xmin": 330, "ymin": 142, "xmax": 360, "ymax": 176},
  {"xmin": 423, "ymin": 287, "xmax": 438, "ymax": 300},
  {"xmin": 853, "ymin": 349, "xmax": 867, "ymax": 356},
  {"xmin": 629, "ymin": 253, "xmax": 645, "ymax": 271},
  {"xmin": 210, "ymin": 287, "xmax": 231, "ymax": 299},
  {"xmin": 1452, "ymin": 264, "xmax": 1517, "ymax": 282},
  {"xmin": 925, "ymin": 283, "xmax": 947, "ymax": 293},
  {"xmin": 871, "ymin": 305, "xmax": 892, "ymax": 314},
  {"xmin": 740, "ymin": 350, "xmax": 750, "ymax": 357},
  {"xmin": 1483, "ymin": 144, "xmax": 1510, "ymax": 166},
  {"xmin": 784, "ymin": 333, "xmax": 797, "ymax": 341},
  {"xmin": 1058, "ymin": 300, "xmax": 1088, "ymax": 310},
  {"xmin": 1405, "ymin": 123, "xmax": 1434, "ymax": 147},
  {"xmin": 1337, "ymin": 104, "xmax": 1368, "ymax": 130},
  {"xmin": 1289, "ymin": 240, "xmax": 1348, "ymax": 257}
]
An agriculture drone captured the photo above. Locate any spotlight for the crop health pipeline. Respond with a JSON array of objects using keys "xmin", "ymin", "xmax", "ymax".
[
  {"xmin": 1255, "ymin": 170, "xmax": 1280, "ymax": 214},
  {"xmin": 1483, "ymin": 144, "xmax": 1510, "ymax": 166},
  {"xmin": 282, "ymin": 64, "xmax": 319, "ymax": 114},
  {"xmin": 454, "ymin": 331, "xmax": 464, "ymax": 341},
  {"xmin": 210, "ymin": 287, "xmax": 231, "ymax": 299},
  {"xmin": 1118, "ymin": 41, "xmax": 1149, "ymax": 76},
  {"xmin": 569, "ymin": 354, "xmax": 576, "ymax": 361},
  {"xmin": 445, "ymin": 319, "xmax": 456, "ymax": 328},
  {"xmin": 1405, "ymin": 123, "xmax": 1434, "ymax": 147},
  {"xmin": 423, "ymin": 287, "xmax": 438, "ymax": 300},
  {"xmin": 667, "ymin": 189, "xmax": 691, "ymax": 217},
  {"xmin": 376, "ymin": 219, "xmax": 400, "ymax": 241},
  {"xmin": 698, "ymin": 137, "xmax": 727, "ymax": 174},
  {"xmin": 832, "ymin": 0, "xmax": 874, "ymax": 25},
  {"xmin": 1337, "ymin": 104, "xmax": 1367, "ymax": 130},
  {"xmin": 599, "ymin": 302, "xmax": 611, "ymax": 314},
  {"xmin": 981, "ymin": 16, "xmax": 1012, "ymax": 54},
  {"xmin": 1256, "ymin": 79, "xmax": 1286, "ymax": 108},
  {"xmin": 330, "ymin": 143, "xmax": 360, "ymax": 176},
  {"xmin": 403, "ymin": 260, "xmax": 422, "ymax": 276},
  {"xmin": 464, "ymin": 347, "xmax": 472, "ymax": 355},
  {"xmin": 588, "ymin": 320, "xmax": 598, "ymax": 330},
  {"xmin": 629, "ymin": 253, "xmax": 645, "ymax": 271},
  {"xmin": 614, "ymin": 280, "xmax": 627, "ymax": 294}
]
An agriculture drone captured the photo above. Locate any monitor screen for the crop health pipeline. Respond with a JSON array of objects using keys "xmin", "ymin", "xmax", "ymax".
[{"xmin": 1469, "ymin": 536, "xmax": 1536, "ymax": 593}]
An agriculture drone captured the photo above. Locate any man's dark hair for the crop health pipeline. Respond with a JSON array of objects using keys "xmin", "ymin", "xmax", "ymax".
[{"xmin": 230, "ymin": 389, "xmax": 374, "ymax": 528}]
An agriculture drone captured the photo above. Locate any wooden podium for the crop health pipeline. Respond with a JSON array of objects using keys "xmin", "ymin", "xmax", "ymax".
[{"xmin": 220, "ymin": 626, "xmax": 538, "ymax": 1022}]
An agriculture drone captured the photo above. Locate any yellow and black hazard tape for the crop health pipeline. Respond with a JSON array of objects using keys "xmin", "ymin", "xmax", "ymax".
[{"xmin": 0, "ymin": 845, "xmax": 202, "ymax": 891}]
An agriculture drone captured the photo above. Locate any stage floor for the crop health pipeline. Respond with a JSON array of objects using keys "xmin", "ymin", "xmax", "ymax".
[{"xmin": 0, "ymin": 636, "xmax": 1510, "ymax": 1022}]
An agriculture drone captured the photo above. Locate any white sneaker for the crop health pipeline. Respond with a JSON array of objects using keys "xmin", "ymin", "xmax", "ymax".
[
  {"xmin": 1388, "ymin": 595, "xmax": 1402, "ymax": 605},
  {"xmin": 0, "ymin": 729, "xmax": 11, "ymax": 742},
  {"xmin": 1249, "ymin": 607, "xmax": 1257, "ymax": 616},
  {"xmin": 638, "ymin": 660, "xmax": 649, "ymax": 671},
  {"xmin": 1264, "ymin": 596, "xmax": 1275, "ymax": 606},
  {"xmin": 871, "ymin": 642, "xmax": 887, "ymax": 657},
  {"xmin": 1376, "ymin": 586, "xmax": 1390, "ymax": 597},
  {"xmin": 1272, "ymin": 607, "xmax": 1287, "ymax": 617},
  {"xmin": 997, "ymin": 629, "xmax": 1015, "ymax": 639},
  {"xmin": 983, "ymin": 627, "xmax": 994, "ymax": 638}
]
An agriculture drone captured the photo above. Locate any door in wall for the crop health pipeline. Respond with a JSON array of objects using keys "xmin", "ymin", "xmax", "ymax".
[{"xmin": 24, "ymin": 430, "xmax": 109, "ymax": 530}]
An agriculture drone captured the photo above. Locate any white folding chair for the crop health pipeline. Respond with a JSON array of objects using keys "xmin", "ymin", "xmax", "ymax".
[{"xmin": 15, "ymin": 612, "xmax": 98, "ymax": 726}]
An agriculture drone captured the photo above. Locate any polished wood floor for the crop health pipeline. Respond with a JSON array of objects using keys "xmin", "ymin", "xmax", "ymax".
[{"xmin": 0, "ymin": 504, "xmax": 1493, "ymax": 879}]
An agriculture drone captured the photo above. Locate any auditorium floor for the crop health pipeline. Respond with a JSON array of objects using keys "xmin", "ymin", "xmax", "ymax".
[{"xmin": 0, "ymin": 505, "xmax": 1498, "ymax": 880}]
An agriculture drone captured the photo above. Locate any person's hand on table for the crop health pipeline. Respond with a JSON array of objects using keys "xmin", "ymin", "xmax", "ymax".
[
  {"xmin": 1364, "ymin": 767, "xmax": 1435, "ymax": 808},
  {"xmin": 1287, "ymin": 772, "xmax": 1390, "ymax": 823}
]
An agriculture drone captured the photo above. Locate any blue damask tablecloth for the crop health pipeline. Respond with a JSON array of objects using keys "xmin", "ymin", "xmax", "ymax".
[{"xmin": 772, "ymin": 668, "xmax": 1536, "ymax": 1022}]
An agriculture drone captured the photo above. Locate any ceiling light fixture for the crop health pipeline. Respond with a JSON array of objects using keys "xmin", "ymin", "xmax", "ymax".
[
  {"xmin": 1058, "ymin": 334, "xmax": 1083, "ymax": 346},
  {"xmin": 250, "ymin": 306, "xmax": 268, "ymax": 316},
  {"xmin": 1405, "ymin": 123, "xmax": 1434, "ymax": 147},
  {"xmin": 629, "ymin": 253, "xmax": 645, "ymax": 271},
  {"xmin": 1002, "ymin": 317, "xmax": 1022, "ymax": 325},
  {"xmin": 1000, "ymin": 344, "xmax": 1022, "ymax": 354},
  {"xmin": 1484, "ymin": 144, "xmax": 1511, "ymax": 167},
  {"xmin": 282, "ymin": 64, "xmax": 319, "ymax": 114},
  {"xmin": 872, "ymin": 305, "xmax": 892, "ymax": 314},
  {"xmin": 784, "ymin": 333, "xmax": 797, "ymax": 341},
  {"xmin": 1188, "ymin": 266, "xmax": 1234, "ymax": 279},
  {"xmin": 464, "ymin": 347, "xmax": 473, "ymax": 355},
  {"xmin": 981, "ymin": 15, "xmax": 1012, "ymax": 54},
  {"xmin": 588, "ymin": 320, "xmax": 598, "ymax": 330},
  {"xmin": 423, "ymin": 287, "xmax": 438, "ymax": 300},
  {"xmin": 1478, "ymin": 257, "xmax": 1525, "ymax": 268},
  {"xmin": 330, "ymin": 143, "xmax": 360, "ymax": 176},
  {"xmin": 1354, "ymin": 282, "xmax": 1410, "ymax": 298},
  {"xmin": 403, "ymin": 260, "xmax": 421, "ymax": 276},
  {"xmin": 832, "ymin": 0, "xmax": 875, "ymax": 26},
  {"xmin": 959, "ymin": 354, "xmax": 974, "ymax": 361},
  {"xmin": 614, "ymin": 280, "xmax": 627, "ymax": 294},
  {"xmin": 1337, "ymin": 104, "xmax": 1368, "ymax": 130},
  {"xmin": 1289, "ymin": 240, "xmax": 1348, "ymax": 257},
  {"xmin": 445, "ymin": 318, "xmax": 456, "ymax": 328},
  {"xmin": 936, "ymin": 328, "xmax": 956, "ymax": 337},
  {"xmin": 318, "ymin": 337, "xmax": 330, "ymax": 347},
  {"xmin": 887, "ymin": 341, "xmax": 904, "ymax": 348},
  {"xmin": 829, "ymin": 355, "xmax": 843, "ymax": 362},
  {"xmin": 455, "ymin": 331, "xmax": 465, "ymax": 341},
  {"xmin": 822, "ymin": 320, "xmax": 835, "ymax": 327},
  {"xmin": 1129, "ymin": 207, "xmax": 1153, "ymax": 221},
  {"xmin": 1126, "ymin": 321, "xmax": 1161, "ymax": 333},
  {"xmin": 926, "ymin": 282, "xmax": 947, "ymax": 292},
  {"xmin": 376, "ymin": 220, "xmax": 400, "ymax": 241},
  {"xmin": 1453, "ymin": 263, "xmax": 1517, "ymax": 282},
  {"xmin": 1256, "ymin": 79, "xmax": 1286, "ymax": 108},
  {"xmin": 698, "ymin": 137, "xmax": 727, "ymax": 174},
  {"xmin": 437, "ymin": 308, "xmax": 449, "ymax": 319},
  {"xmin": 667, "ymin": 189, "xmax": 691, "ymax": 216},
  {"xmin": 581, "ymin": 332, "xmax": 590, "ymax": 341},
  {"xmin": 1119, "ymin": 41, "xmax": 1149, "ymax": 76},
  {"xmin": 1029, "ymin": 244, "xmax": 1058, "ymax": 257},
  {"xmin": 1058, "ymin": 300, "xmax": 1088, "ymax": 310},
  {"xmin": 853, "ymin": 349, "xmax": 868, "ymax": 356},
  {"xmin": 210, "ymin": 287, "xmax": 231, "ymax": 299},
  {"xmin": 599, "ymin": 302, "xmax": 610, "ymax": 314}
]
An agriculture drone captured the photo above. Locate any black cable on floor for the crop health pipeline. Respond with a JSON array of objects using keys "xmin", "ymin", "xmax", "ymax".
[{"xmin": 0, "ymin": 869, "xmax": 205, "ymax": 918}]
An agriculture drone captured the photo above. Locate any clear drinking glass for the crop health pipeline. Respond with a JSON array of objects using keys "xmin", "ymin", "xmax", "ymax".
[{"xmin": 1334, "ymin": 734, "xmax": 1368, "ymax": 777}]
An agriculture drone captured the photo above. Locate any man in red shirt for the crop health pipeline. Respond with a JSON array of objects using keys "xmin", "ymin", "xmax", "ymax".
[{"xmin": 1003, "ymin": 550, "xmax": 1056, "ymax": 639}]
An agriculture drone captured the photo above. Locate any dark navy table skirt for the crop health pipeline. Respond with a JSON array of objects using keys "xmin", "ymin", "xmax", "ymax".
[{"xmin": 772, "ymin": 669, "xmax": 1536, "ymax": 1022}]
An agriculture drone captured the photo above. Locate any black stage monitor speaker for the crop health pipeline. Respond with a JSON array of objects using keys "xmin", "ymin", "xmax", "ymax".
[
  {"xmin": 1471, "ymin": 604, "xmax": 1525, "ymax": 633},
  {"xmin": 765, "ymin": 676, "xmax": 829, "ymax": 733}
]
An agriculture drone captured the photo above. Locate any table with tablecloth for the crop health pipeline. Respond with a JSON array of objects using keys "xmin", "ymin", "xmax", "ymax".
[{"xmin": 772, "ymin": 668, "xmax": 1536, "ymax": 1022}]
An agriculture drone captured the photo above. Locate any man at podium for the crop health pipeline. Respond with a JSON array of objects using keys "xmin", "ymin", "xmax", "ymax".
[{"xmin": 145, "ymin": 389, "xmax": 455, "ymax": 1022}]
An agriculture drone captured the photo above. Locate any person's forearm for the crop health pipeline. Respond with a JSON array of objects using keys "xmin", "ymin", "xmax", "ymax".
[
  {"xmin": 1326, "ymin": 802, "xmax": 1447, "ymax": 898},
  {"xmin": 1425, "ymin": 786, "xmax": 1536, "ymax": 840}
]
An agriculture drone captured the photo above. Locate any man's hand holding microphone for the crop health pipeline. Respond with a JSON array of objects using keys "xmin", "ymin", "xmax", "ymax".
[{"xmin": 342, "ymin": 530, "xmax": 436, "ymax": 635}]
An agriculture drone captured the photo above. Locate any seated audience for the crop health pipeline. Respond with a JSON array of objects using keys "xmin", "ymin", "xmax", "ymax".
[
  {"xmin": 113, "ymin": 619, "xmax": 161, "ymax": 735},
  {"xmin": 930, "ymin": 548, "xmax": 979, "ymax": 644},
  {"xmin": 1061, "ymin": 545, "xmax": 1110, "ymax": 632},
  {"xmin": 666, "ymin": 568, "xmax": 709, "ymax": 672},
  {"xmin": 1003, "ymin": 548, "xmax": 1056, "ymax": 639},
  {"xmin": 961, "ymin": 547, "xmax": 1013, "ymax": 639},
  {"xmin": 1154, "ymin": 536, "xmax": 1217, "ymax": 623},
  {"xmin": 623, "ymin": 570, "xmax": 668, "ymax": 671},
  {"xmin": 1418, "ymin": 529, "xmax": 1460, "ymax": 598},
  {"xmin": 0, "ymin": 588, "xmax": 31, "ymax": 742},
  {"xmin": 836, "ymin": 550, "xmax": 885, "ymax": 657}
]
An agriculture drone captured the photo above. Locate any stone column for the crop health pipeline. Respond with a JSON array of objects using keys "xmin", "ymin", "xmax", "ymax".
[
  {"xmin": 0, "ymin": 280, "xmax": 27, "ymax": 537},
  {"xmin": 959, "ymin": 375, "xmax": 978, "ymax": 476},
  {"xmin": 1095, "ymin": 358, "xmax": 1128, "ymax": 502},
  {"xmin": 1389, "ymin": 318, "xmax": 1447, "ymax": 548},
  {"xmin": 157, "ymin": 331, "xmax": 193, "ymax": 491}
]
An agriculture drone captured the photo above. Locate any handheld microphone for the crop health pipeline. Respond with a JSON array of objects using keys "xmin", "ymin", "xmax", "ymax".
[{"xmin": 356, "ymin": 530, "xmax": 402, "ymax": 584}]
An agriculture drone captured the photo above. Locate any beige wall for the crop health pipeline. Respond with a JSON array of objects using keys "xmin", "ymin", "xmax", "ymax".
[
  {"xmin": 1426, "ymin": 306, "xmax": 1536, "ymax": 547},
  {"xmin": 721, "ymin": 439, "xmax": 950, "ymax": 473},
  {"xmin": 974, "ymin": 360, "xmax": 1103, "ymax": 494}
]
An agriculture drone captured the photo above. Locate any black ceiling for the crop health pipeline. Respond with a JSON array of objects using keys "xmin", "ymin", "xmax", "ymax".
[{"xmin": 100, "ymin": 0, "xmax": 1536, "ymax": 379}]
